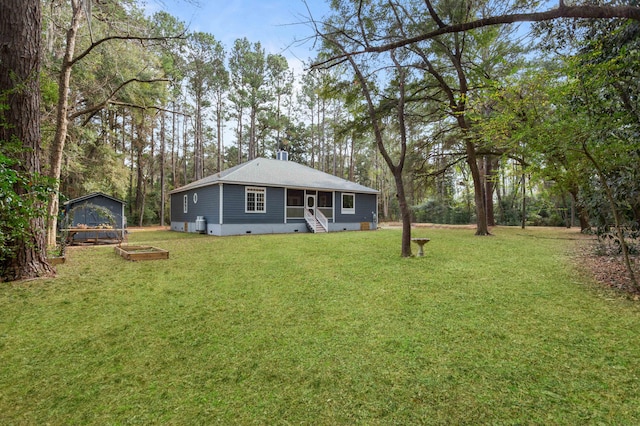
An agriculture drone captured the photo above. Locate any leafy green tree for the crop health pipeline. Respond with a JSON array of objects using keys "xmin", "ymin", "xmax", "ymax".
[
  {"xmin": 149, "ymin": 11, "xmax": 188, "ymax": 225},
  {"xmin": 298, "ymin": 68, "xmax": 320, "ymax": 166},
  {"xmin": 266, "ymin": 54, "xmax": 293, "ymax": 151},
  {"xmin": 228, "ymin": 38, "xmax": 249, "ymax": 164},
  {"xmin": 185, "ymin": 32, "xmax": 224, "ymax": 180},
  {"xmin": 0, "ymin": 147, "xmax": 55, "ymax": 281},
  {"xmin": 211, "ymin": 50, "xmax": 229, "ymax": 173},
  {"xmin": 314, "ymin": 0, "xmax": 529, "ymax": 256},
  {"xmin": 228, "ymin": 38, "xmax": 272, "ymax": 161},
  {"xmin": 317, "ymin": 1, "xmax": 418, "ymax": 256},
  {"xmin": 534, "ymin": 12, "xmax": 640, "ymax": 288}
]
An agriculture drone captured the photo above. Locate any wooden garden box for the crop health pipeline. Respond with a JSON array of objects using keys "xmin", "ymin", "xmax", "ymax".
[{"xmin": 115, "ymin": 245, "xmax": 169, "ymax": 261}]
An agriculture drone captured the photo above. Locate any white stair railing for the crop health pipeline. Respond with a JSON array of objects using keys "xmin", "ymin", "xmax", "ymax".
[
  {"xmin": 315, "ymin": 209, "xmax": 328, "ymax": 232},
  {"xmin": 304, "ymin": 208, "xmax": 328, "ymax": 233},
  {"xmin": 304, "ymin": 208, "xmax": 317, "ymax": 232}
]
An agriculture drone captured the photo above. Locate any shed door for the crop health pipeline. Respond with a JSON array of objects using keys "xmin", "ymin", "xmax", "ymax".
[{"xmin": 306, "ymin": 194, "xmax": 316, "ymax": 216}]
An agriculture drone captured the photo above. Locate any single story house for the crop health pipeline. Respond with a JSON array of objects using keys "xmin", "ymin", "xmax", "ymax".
[
  {"xmin": 169, "ymin": 154, "xmax": 379, "ymax": 236},
  {"xmin": 62, "ymin": 192, "xmax": 126, "ymax": 243}
]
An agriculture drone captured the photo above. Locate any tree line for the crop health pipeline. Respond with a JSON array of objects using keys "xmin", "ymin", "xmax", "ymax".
[{"xmin": 2, "ymin": 0, "xmax": 640, "ymax": 286}]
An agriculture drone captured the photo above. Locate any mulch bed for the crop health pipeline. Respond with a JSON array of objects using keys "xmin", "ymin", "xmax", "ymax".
[{"xmin": 574, "ymin": 236, "xmax": 640, "ymax": 298}]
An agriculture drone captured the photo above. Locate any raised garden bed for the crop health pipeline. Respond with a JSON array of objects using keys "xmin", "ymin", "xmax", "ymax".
[
  {"xmin": 48, "ymin": 256, "xmax": 66, "ymax": 266},
  {"xmin": 115, "ymin": 245, "xmax": 169, "ymax": 261}
]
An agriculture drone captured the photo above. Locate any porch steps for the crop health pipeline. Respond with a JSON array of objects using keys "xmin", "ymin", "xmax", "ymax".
[{"xmin": 305, "ymin": 216, "xmax": 327, "ymax": 233}]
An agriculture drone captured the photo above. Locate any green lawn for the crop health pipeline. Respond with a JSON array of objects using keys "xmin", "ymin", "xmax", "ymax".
[{"xmin": 1, "ymin": 227, "xmax": 639, "ymax": 424}]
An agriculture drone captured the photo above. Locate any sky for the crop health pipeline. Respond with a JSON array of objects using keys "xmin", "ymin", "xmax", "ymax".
[{"xmin": 143, "ymin": 0, "xmax": 333, "ymax": 74}]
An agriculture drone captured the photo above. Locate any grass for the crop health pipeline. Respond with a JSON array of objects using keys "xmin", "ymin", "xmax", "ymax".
[{"xmin": 1, "ymin": 226, "xmax": 640, "ymax": 424}]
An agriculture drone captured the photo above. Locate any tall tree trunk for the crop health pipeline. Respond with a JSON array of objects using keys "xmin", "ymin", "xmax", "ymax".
[
  {"xmin": 149, "ymin": 114, "xmax": 156, "ymax": 187},
  {"xmin": 194, "ymin": 101, "xmax": 202, "ymax": 180},
  {"xmin": 121, "ymin": 109, "xmax": 127, "ymax": 153},
  {"xmin": 128, "ymin": 124, "xmax": 134, "ymax": 219},
  {"xmin": 1, "ymin": 0, "xmax": 55, "ymax": 280},
  {"xmin": 236, "ymin": 108, "xmax": 243, "ymax": 165},
  {"xmin": 318, "ymin": 99, "xmax": 324, "ymax": 171},
  {"xmin": 171, "ymin": 105, "xmax": 176, "ymax": 187},
  {"xmin": 309, "ymin": 105, "xmax": 315, "ymax": 168},
  {"xmin": 249, "ymin": 107, "xmax": 256, "ymax": 160},
  {"xmin": 160, "ymin": 112, "xmax": 166, "ymax": 227},
  {"xmin": 465, "ymin": 141, "xmax": 490, "ymax": 235},
  {"xmin": 46, "ymin": 0, "xmax": 84, "ymax": 248},
  {"xmin": 569, "ymin": 189, "xmax": 590, "ymax": 231},
  {"xmin": 485, "ymin": 156, "xmax": 496, "ymax": 227},
  {"xmin": 521, "ymin": 170, "xmax": 527, "ymax": 229},
  {"xmin": 107, "ymin": 109, "xmax": 114, "ymax": 148},
  {"xmin": 391, "ymin": 52, "xmax": 413, "ymax": 256},
  {"xmin": 183, "ymin": 115, "xmax": 188, "ymax": 184},
  {"xmin": 138, "ymin": 177, "xmax": 146, "ymax": 227},
  {"xmin": 134, "ymin": 120, "xmax": 145, "ymax": 226},
  {"xmin": 216, "ymin": 91, "xmax": 223, "ymax": 171}
]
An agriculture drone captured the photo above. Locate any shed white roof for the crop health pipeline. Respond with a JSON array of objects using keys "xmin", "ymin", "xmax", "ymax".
[{"xmin": 170, "ymin": 157, "xmax": 378, "ymax": 194}]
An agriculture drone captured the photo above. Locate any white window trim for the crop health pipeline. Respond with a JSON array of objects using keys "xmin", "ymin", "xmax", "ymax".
[
  {"xmin": 342, "ymin": 193, "xmax": 355, "ymax": 215},
  {"xmin": 245, "ymin": 186, "xmax": 267, "ymax": 213},
  {"xmin": 219, "ymin": 184, "xmax": 224, "ymax": 224},
  {"xmin": 183, "ymin": 194, "xmax": 188, "ymax": 213},
  {"xmin": 193, "ymin": 192, "xmax": 198, "ymax": 204},
  {"xmin": 283, "ymin": 189, "xmax": 287, "ymax": 223}
]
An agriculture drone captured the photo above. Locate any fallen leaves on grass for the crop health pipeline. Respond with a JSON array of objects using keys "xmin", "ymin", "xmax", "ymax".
[{"xmin": 574, "ymin": 237, "xmax": 640, "ymax": 297}]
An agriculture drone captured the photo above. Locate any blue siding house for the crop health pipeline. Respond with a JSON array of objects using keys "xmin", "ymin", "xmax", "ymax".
[{"xmin": 169, "ymin": 155, "xmax": 379, "ymax": 236}]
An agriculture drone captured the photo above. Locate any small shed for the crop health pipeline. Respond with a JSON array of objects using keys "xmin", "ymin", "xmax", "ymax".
[{"xmin": 62, "ymin": 192, "xmax": 126, "ymax": 244}]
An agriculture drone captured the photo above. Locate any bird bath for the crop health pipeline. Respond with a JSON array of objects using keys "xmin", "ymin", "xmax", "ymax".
[{"xmin": 411, "ymin": 238, "xmax": 430, "ymax": 257}]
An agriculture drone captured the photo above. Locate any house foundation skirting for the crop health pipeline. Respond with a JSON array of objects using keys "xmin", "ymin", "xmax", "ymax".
[
  {"xmin": 171, "ymin": 221, "xmax": 308, "ymax": 236},
  {"xmin": 170, "ymin": 221, "xmax": 376, "ymax": 236},
  {"xmin": 207, "ymin": 223, "xmax": 309, "ymax": 236},
  {"xmin": 329, "ymin": 223, "xmax": 370, "ymax": 232}
]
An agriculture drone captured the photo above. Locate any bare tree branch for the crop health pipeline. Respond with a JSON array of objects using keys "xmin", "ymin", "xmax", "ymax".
[
  {"xmin": 315, "ymin": 5, "xmax": 640, "ymax": 65},
  {"xmin": 70, "ymin": 33, "xmax": 186, "ymax": 67},
  {"xmin": 109, "ymin": 101, "xmax": 189, "ymax": 116},
  {"xmin": 69, "ymin": 78, "xmax": 170, "ymax": 123},
  {"xmin": 424, "ymin": 0, "xmax": 446, "ymax": 29}
]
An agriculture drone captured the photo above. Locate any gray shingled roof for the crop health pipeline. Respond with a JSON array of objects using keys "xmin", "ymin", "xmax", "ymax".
[{"xmin": 170, "ymin": 157, "xmax": 378, "ymax": 194}]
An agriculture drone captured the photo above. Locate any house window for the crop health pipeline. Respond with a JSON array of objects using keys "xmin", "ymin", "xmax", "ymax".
[
  {"xmin": 246, "ymin": 187, "xmax": 266, "ymax": 213},
  {"xmin": 193, "ymin": 193, "xmax": 198, "ymax": 204},
  {"xmin": 183, "ymin": 194, "xmax": 188, "ymax": 213},
  {"xmin": 342, "ymin": 193, "xmax": 355, "ymax": 214}
]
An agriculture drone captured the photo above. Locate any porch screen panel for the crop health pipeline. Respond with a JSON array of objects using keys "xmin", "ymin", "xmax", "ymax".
[
  {"xmin": 286, "ymin": 189, "xmax": 304, "ymax": 218},
  {"xmin": 318, "ymin": 191, "xmax": 333, "ymax": 219}
]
